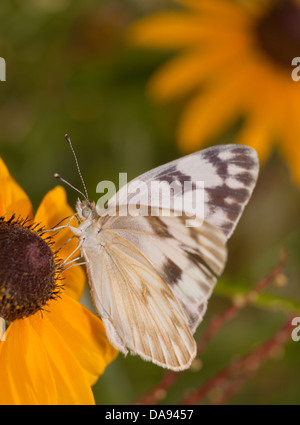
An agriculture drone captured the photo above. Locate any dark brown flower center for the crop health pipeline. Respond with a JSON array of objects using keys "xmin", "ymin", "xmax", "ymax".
[
  {"xmin": 0, "ymin": 216, "xmax": 62, "ymax": 322},
  {"xmin": 255, "ymin": 0, "xmax": 300, "ymax": 69}
]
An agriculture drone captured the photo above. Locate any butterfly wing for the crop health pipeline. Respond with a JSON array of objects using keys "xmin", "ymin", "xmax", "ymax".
[
  {"xmin": 79, "ymin": 144, "xmax": 258, "ymax": 370},
  {"xmin": 107, "ymin": 144, "xmax": 259, "ymax": 239},
  {"xmin": 80, "ymin": 206, "xmax": 227, "ymax": 370}
]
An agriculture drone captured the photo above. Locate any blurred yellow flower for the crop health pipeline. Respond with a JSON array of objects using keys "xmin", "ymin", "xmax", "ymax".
[
  {"xmin": 129, "ymin": 0, "xmax": 300, "ymax": 184},
  {"xmin": 0, "ymin": 158, "xmax": 117, "ymax": 405}
]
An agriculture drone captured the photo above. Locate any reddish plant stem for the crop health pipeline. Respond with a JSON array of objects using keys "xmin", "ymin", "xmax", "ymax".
[
  {"xmin": 210, "ymin": 373, "xmax": 254, "ymax": 405},
  {"xmin": 135, "ymin": 250, "xmax": 288, "ymax": 405},
  {"xmin": 136, "ymin": 372, "xmax": 179, "ymax": 405},
  {"xmin": 180, "ymin": 316, "xmax": 294, "ymax": 405},
  {"xmin": 196, "ymin": 304, "xmax": 238, "ymax": 354},
  {"xmin": 197, "ymin": 248, "xmax": 287, "ymax": 354}
]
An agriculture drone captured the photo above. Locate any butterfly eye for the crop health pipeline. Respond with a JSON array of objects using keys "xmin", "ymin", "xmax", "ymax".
[{"xmin": 82, "ymin": 207, "xmax": 91, "ymax": 218}]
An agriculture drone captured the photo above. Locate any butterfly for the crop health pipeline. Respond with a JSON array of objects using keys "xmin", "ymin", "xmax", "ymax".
[{"xmin": 59, "ymin": 140, "xmax": 259, "ymax": 371}]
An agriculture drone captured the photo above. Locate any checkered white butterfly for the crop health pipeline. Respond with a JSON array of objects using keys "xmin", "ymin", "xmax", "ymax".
[{"xmin": 57, "ymin": 137, "xmax": 259, "ymax": 371}]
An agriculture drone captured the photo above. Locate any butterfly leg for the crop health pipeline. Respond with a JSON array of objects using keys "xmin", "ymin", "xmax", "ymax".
[{"xmin": 41, "ymin": 215, "xmax": 81, "ymax": 236}]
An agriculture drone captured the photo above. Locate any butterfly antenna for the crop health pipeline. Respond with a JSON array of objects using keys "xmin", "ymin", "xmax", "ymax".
[
  {"xmin": 54, "ymin": 173, "xmax": 88, "ymax": 201},
  {"xmin": 64, "ymin": 133, "xmax": 89, "ymax": 200}
]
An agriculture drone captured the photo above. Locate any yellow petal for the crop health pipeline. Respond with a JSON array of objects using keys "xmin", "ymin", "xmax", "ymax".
[
  {"xmin": 44, "ymin": 294, "xmax": 118, "ymax": 386},
  {"xmin": 278, "ymin": 81, "xmax": 300, "ymax": 185},
  {"xmin": 128, "ymin": 9, "xmax": 248, "ymax": 50},
  {"xmin": 61, "ymin": 262, "xmax": 86, "ymax": 300},
  {"xmin": 35, "ymin": 186, "xmax": 85, "ymax": 299},
  {"xmin": 128, "ymin": 12, "xmax": 209, "ymax": 49},
  {"xmin": 177, "ymin": 56, "xmax": 250, "ymax": 152},
  {"xmin": 0, "ymin": 296, "xmax": 115, "ymax": 404},
  {"xmin": 0, "ymin": 321, "xmax": 57, "ymax": 405},
  {"xmin": 0, "ymin": 197, "xmax": 5, "ymax": 217},
  {"xmin": 0, "ymin": 158, "xmax": 33, "ymax": 220},
  {"xmin": 148, "ymin": 35, "xmax": 248, "ymax": 101},
  {"xmin": 237, "ymin": 114, "xmax": 272, "ymax": 162},
  {"xmin": 28, "ymin": 311, "xmax": 96, "ymax": 405},
  {"xmin": 237, "ymin": 60, "xmax": 291, "ymax": 162},
  {"xmin": 177, "ymin": 0, "xmax": 250, "ymax": 25},
  {"xmin": 34, "ymin": 186, "xmax": 76, "ymax": 247}
]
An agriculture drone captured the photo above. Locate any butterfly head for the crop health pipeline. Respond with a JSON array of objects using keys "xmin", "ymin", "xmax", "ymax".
[{"xmin": 76, "ymin": 198, "xmax": 97, "ymax": 222}]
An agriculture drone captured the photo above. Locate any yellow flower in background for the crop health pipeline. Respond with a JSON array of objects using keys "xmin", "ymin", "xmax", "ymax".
[
  {"xmin": 129, "ymin": 0, "xmax": 300, "ymax": 184},
  {"xmin": 0, "ymin": 158, "xmax": 117, "ymax": 405}
]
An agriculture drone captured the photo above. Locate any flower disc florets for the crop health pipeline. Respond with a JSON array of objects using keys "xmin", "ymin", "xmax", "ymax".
[
  {"xmin": 255, "ymin": 0, "xmax": 300, "ymax": 69},
  {"xmin": 0, "ymin": 216, "xmax": 62, "ymax": 321}
]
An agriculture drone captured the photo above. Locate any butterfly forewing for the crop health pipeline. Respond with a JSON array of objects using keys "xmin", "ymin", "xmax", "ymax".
[{"xmin": 107, "ymin": 144, "xmax": 259, "ymax": 239}]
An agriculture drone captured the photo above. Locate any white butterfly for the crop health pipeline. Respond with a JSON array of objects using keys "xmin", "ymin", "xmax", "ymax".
[{"xmin": 61, "ymin": 142, "xmax": 259, "ymax": 371}]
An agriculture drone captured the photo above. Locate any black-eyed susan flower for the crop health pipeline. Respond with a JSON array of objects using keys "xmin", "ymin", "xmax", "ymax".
[
  {"xmin": 0, "ymin": 158, "xmax": 117, "ymax": 405},
  {"xmin": 129, "ymin": 0, "xmax": 300, "ymax": 184}
]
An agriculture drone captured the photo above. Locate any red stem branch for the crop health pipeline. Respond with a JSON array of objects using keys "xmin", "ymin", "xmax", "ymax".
[
  {"xmin": 180, "ymin": 316, "xmax": 294, "ymax": 405},
  {"xmin": 135, "ymin": 249, "xmax": 288, "ymax": 405}
]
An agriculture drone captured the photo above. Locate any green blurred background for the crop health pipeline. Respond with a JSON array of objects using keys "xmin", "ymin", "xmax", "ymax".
[{"xmin": 0, "ymin": 0, "xmax": 300, "ymax": 404}]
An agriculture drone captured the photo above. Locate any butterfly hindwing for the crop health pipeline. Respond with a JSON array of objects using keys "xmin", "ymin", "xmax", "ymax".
[
  {"xmin": 103, "ymin": 206, "xmax": 227, "ymax": 333},
  {"xmin": 80, "ymin": 206, "xmax": 227, "ymax": 370}
]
